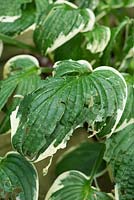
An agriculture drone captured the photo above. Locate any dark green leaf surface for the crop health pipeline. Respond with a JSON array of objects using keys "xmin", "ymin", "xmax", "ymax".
[
  {"xmin": 56, "ymin": 142, "xmax": 106, "ymax": 176},
  {"xmin": 105, "ymin": 124, "xmax": 134, "ymax": 200},
  {"xmin": 54, "ymin": 34, "xmax": 90, "ymax": 61},
  {"xmin": 0, "ymin": 152, "xmax": 38, "ymax": 200},
  {"xmin": 34, "ymin": 1, "xmax": 95, "ymax": 54},
  {"xmin": 11, "ymin": 60, "xmax": 127, "ymax": 161},
  {"xmin": 45, "ymin": 170, "xmax": 113, "ymax": 200}
]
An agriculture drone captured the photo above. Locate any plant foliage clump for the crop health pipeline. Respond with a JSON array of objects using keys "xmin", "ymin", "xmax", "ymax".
[{"xmin": 0, "ymin": 0, "xmax": 134, "ymax": 199}]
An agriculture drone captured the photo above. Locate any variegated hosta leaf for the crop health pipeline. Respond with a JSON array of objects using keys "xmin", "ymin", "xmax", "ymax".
[
  {"xmin": 34, "ymin": 0, "xmax": 95, "ymax": 54},
  {"xmin": 11, "ymin": 60, "xmax": 127, "ymax": 162},
  {"xmin": 104, "ymin": 124, "xmax": 134, "ymax": 200},
  {"xmin": 0, "ymin": 152, "xmax": 38, "ymax": 200},
  {"xmin": 115, "ymin": 74, "xmax": 134, "ymax": 132},
  {"xmin": 56, "ymin": 142, "xmax": 106, "ymax": 176},
  {"xmin": 0, "ymin": 40, "xmax": 3, "ymax": 57},
  {"xmin": 45, "ymin": 170, "xmax": 113, "ymax": 200},
  {"xmin": 0, "ymin": 55, "xmax": 42, "ymax": 133},
  {"xmin": 0, "ymin": 4, "xmax": 35, "ymax": 36},
  {"xmin": 0, "ymin": 0, "xmax": 32, "ymax": 23},
  {"xmin": 84, "ymin": 25, "xmax": 111, "ymax": 54}
]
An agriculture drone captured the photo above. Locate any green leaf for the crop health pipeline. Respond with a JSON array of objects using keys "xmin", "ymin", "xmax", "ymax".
[
  {"xmin": 54, "ymin": 34, "xmax": 88, "ymax": 61},
  {"xmin": 0, "ymin": 0, "xmax": 32, "ymax": 22},
  {"xmin": 0, "ymin": 4, "xmax": 35, "ymax": 36},
  {"xmin": 101, "ymin": 18, "xmax": 129, "ymax": 66},
  {"xmin": 34, "ymin": 1, "xmax": 95, "ymax": 54},
  {"xmin": 119, "ymin": 48, "xmax": 134, "ymax": 73},
  {"xmin": 0, "ymin": 55, "xmax": 42, "ymax": 133},
  {"xmin": 84, "ymin": 25, "xmax": 111, "ymax": 54},
  {"xmin": 115, "ymin": 74, "xmax": 134, "ymax": 132},
  {"xmin": 11, "ymin": 60, "xmax": 127, "ymax": 161},
  {"xmin": 0, "ymin": 152, "xmax": 38, "ymax": 200},
  {"xmin": 105, "ymin": 124, "xmax": 134, "ymax": 200},
  {"xmin": 56, "ymin": 142, "xmax": 106, "ymax": 176},
  {"xmin": 35, "ymin": 0, "xmax": 53, "ymax": 24},
  {"xmin": 45, "ymin": 170, "xmax": 113, "ymax": 200},
  {"xmin": 118, "ymin": 21, "xmax": 134, "ymax": 73}
]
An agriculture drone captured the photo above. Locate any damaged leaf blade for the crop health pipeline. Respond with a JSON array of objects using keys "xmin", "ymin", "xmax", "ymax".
[{"xmin": 11, "ymin": 60, "xmax": 127, "ymax": 162}]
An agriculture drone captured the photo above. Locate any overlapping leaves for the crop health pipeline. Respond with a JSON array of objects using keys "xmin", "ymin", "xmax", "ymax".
[
  {"xmin": 105, "ymin": 74, "xmax": 134, "ymax": 199},
  {"xmin": 84, "ymin": 24, "xmax": 111, "ymax": 54},
  {"xmin": 11, "ymin": 60, "xmax": 127, "ymax": 162},
  {"xmin": 0, "ymin": 152, "xmax": 38, "ymax": 200}
]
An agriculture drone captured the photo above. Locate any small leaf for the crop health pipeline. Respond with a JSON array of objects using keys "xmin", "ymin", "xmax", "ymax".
[
  {"xmin": 56, "ymin": 142, "xmax": 106, "ymax": 176},
  {"xmin": 34, "ymin": 1, "xmax": 95, "ymax": 54},
  {"xmin": 84, "ymin": 25, "xmax": 111, "ymax": 54},
  {"xmin": 0, "ymin": 0, "xmax": 32, "ymax": 22},
  {"xmin": 45, "ymin": 170, "xmax": 113, "ymax": 200},
  {"xmin": 0, "ymin": 152, "xmax": 38, "ymax": 200},
  {"xmin": 11, "ymin": 60, "xmax": 127, "ymax": 161},
  {"xmin": 0, "ymin": 55, "xmax": 42, "ymax": 134}
]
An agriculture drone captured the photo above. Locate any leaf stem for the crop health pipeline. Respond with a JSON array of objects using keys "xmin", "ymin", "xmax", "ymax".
[
  {"xmin": 89, "ymin": 143, "xmax": 105, "ymax": 185},
  {"xmin": 0, "ymin": 33, "xmax": 36, "ymax": 52}
]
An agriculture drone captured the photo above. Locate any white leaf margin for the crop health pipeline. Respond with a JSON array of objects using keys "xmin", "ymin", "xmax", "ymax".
[{"xmin": 46, "ymin": 1, "xmax": 95, "ymax": 53}]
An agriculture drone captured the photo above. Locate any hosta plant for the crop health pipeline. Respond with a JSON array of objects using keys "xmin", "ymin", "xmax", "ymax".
[{"xmin": 0, "ymin": 0, "xmax": 134, "ymax": 199}]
